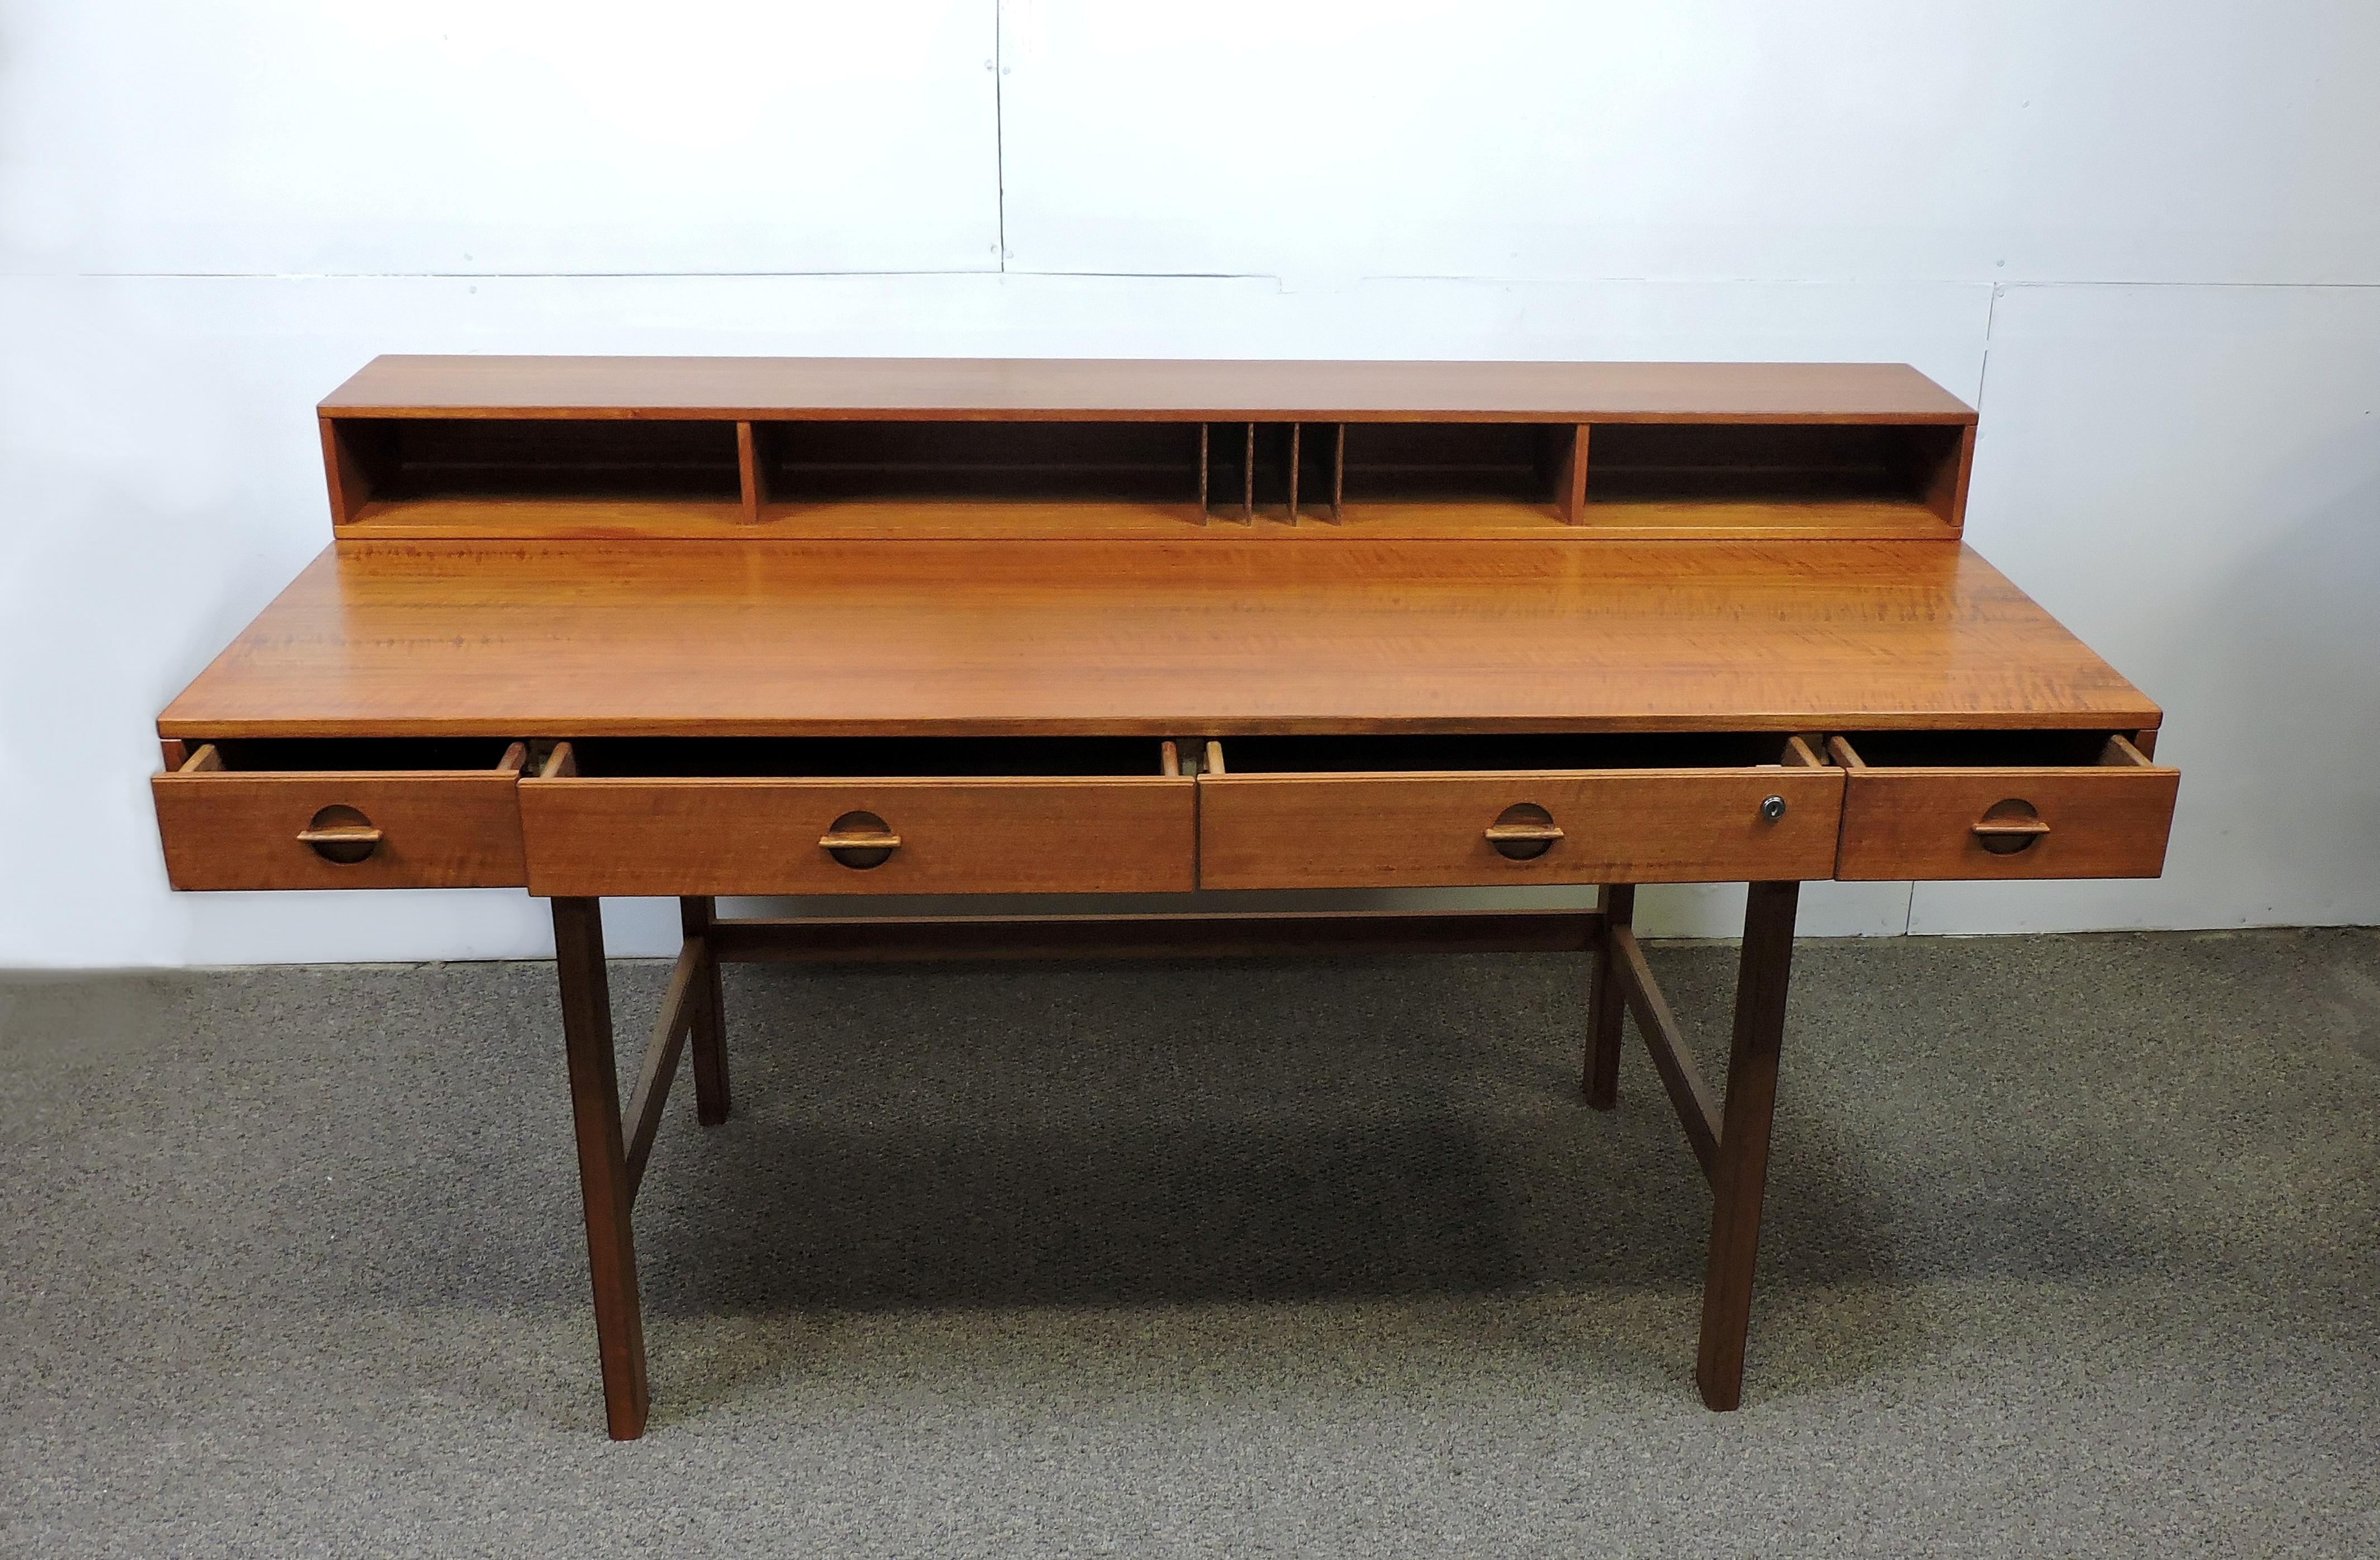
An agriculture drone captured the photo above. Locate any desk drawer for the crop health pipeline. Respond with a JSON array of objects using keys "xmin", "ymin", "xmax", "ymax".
[
  {"xmin": 1195, "ymin": 734, "xmax": 1843, "ymax": 890},
  {"xmin": 520, "ymin": 738, "xmax": 1195, "ymax": 897},
  {"xmin": 152, "ymin": 739, "xmax": 528, "ymax": 890},
  {"xmin": 1830, "ymin": 731, "xmax": 2177, "ymax": 880}
]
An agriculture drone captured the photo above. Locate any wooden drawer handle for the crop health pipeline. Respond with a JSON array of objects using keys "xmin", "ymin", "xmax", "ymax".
[
  {"xmin": 819, "ymin": 829, "xmax": 904, "ymax": 851},
  {"xmin": 1973, "ymin": 800, "xmax": 2050, "ymax": 856},
  {"xmin": 297, "ymin": 824, "xmax": 385, "ymax": 846},
  {"xmin": 1483, "ymin": 822, "xmax": 1565, "ymax": 844},
  {"xmin": 821, "ymin": 811, "xmax": 901, "ymax": 870},
  {"xmin": 298, "ymin": 806, "xmax": 382, "ymax": 865},
  {"xmin": 1486, "ymin": 805, "xmax": 1562, "ymax": 861}
]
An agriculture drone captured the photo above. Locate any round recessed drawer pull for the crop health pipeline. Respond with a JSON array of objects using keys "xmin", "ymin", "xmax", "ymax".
[
  {"xmin": 297, "ymin": 805, "xmax": 383, "ymax": 865},
  {"xmin": 1484, "ymin": 803, "xmax": 1563, "ymax": 861},
  {"xmin": 1972, "ymin": 798, "xmax": 2051, "ymax": 855},
  {"xmin": 1759, "ymin": 795, "xmax": 1788, "ymax": 823},
  {"xmin": 820, "ymin": 811, "xmax": 902, "ymax": 870}
]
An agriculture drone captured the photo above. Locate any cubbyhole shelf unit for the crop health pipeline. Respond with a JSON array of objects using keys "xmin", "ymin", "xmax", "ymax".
[{"xmin": 318, "ymin": 358, "xmax": 1978, "ymax": 541}]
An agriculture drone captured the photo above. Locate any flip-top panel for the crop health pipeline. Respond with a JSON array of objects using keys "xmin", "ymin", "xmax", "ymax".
[{"xmin": 157, "ymin": 538, "xmax": 2157, "ymax": 741}]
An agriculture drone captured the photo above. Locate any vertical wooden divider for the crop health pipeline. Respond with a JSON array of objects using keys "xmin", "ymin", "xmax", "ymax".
[
  {"xmin": 1242, "ymin": 424, "xmax": 1256, "ymax": 523},
  {"xmin": 321, "ymin": 418, "xmax": 364, "ymax": 527},
  {"xmin": 1330, "ymin": 422, "xmax": 1346, "ymax": 524},
  {"xmin": 735, "ymin": 421, "xmax": 767, "ymax": 524},
  {"xmin": 1197, "ymin": 423, "xmax": 1210, "ymax": 526},
  {"xmin": 1929, "ymin": 424, "xmax": 1976, "ymax": 532},
  {"xmin": 1556, "ymin": 424, "xmax": 1589, "ymax": 525},
  {"xmin": 1286, "ymin": 423, "xmax": 1302, "ymax": 525}
]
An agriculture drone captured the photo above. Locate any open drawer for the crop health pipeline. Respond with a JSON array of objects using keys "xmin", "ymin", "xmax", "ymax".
[
  {"xmin": 1194, "ymin": 734, "xmax": 1843, "ymax": 890},
  {"xmin": 518, "ymin": 738, "xmax": 1196, "ymax": 897},
  {"xmin": 1829, "ymin": 731, "xmax": 2177, "ymax": 880},
  {"xmin": 153, "ymin": 739, "xmax": 529, "ymax": 890}
]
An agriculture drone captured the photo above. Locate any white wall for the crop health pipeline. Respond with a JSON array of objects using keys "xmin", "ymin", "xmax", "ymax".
[{"xmin": 3, "ymin": 2, "xmax": 2376, "ymax": 967}]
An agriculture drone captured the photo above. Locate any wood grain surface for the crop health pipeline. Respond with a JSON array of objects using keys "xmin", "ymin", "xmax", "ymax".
[
  {"xmin": 1195, "ymin": 767, "xmax": 1844, "ymax": 889},
  {"xmin": 1834, "ymin": 764, "xmax": 2179, "ymax": 880},
  {"xmin": 155, "ymin": 539, "xmax": 2162, "ymax": 739},
  {"xmin": 321, "ymin": 356, "xmax": 1977, "ymax": 423},
  {"xmin": 151, "ymin": 760, "xmax": 527, "ymax": 890},
  {"xmin": 519, "ymin": 774, "xmax": 1196, "ymax": 897},
  {"xmin": 330, "ymin": 494, "xmax": 1960, "ymax": 543}
]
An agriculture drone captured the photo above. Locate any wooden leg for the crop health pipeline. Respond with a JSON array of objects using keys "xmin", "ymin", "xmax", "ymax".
[
  {"xmin": 1694, "ymin": 880, "xmax": 1800, "ymax": 1411},
  {"xmin": 1583, "ymin": 884, "xmax": 1634, "ymax": 1109},
  {"xmin": 551, "ymin": 896, "xmax": 651, "ymax": 1440},
  {"xmin": 679, "ymin": 896, "xmax": 731, "ymax": 1126}
]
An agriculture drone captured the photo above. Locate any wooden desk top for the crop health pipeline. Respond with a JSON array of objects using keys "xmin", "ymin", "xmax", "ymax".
[{"xmin": 158, "ymin": 540, "xmax": 2159, "ymax": 740}]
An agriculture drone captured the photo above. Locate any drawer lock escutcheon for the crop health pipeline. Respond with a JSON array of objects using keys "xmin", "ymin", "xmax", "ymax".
[
  {"xmin": 1972, "ymin": 798, "xmax": 2051, "ymax": 855},
  {"xmin": 1484, "ymin": 803, "xmax": 1563, "ymax": 862},
  {"xmin": 820, "ymin": 811, "xmax": 902, "ymax": 870},
  {"xmin": 1760, "ymin": 795, "xmax": 1788, "ymax": 823},
  {"xmin": 297, "ymin": 805, "xmax": 384, "ymax": 865}
]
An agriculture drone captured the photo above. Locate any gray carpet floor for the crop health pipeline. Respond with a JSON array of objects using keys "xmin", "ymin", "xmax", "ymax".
[{"xmin": 3, "ymin": 928, "xmax": 2377, "ymax": 1558}]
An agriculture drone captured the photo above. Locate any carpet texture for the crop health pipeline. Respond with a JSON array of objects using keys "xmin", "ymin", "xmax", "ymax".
[{"xmin": 3, "ymin": 929, "xmax": 2377, "ymax": 1557}]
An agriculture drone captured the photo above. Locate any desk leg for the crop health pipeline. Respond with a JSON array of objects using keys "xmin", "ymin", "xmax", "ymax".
[
  {"xmin": 1695, "ymin": 879, "xmax": 1800, "ymax": 1411},
  {"xmin": 551, "ymin": 896, "xmax": 652, "ymax": 1440},
  {"xmin": 680, "ymin": 897, "xmax": 731, "ymax": 1126},
  {"xmin": 1583, "ymin": 884, "xmax": 1634, "ymax": 1109}
]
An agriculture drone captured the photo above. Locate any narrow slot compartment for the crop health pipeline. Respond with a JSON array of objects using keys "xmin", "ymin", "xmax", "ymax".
[
  {"xmin": 1202, "ymin": 422, "xmax": 1301, "ymax": 522},
  {"xmin": 1204, "ymin": 422, "xmax": 1251, "ymax": 523},
  {"xmin": 760, "ymin": 420, "xmax": 1205, "ymax": 531},
  {"xmin": 329, "ymin": 417, "xmax": 743, "ymax": 531},
  {"xmin": 1582, "ymin": 421, "xmax": 1968, "ymax": 536},
  {"xmin": 1294, "ymin": 422, "xmax": 1345, "ymax": 523},
  {"xmin": 1337, "ymin": 422, "xmax": 1574, "ymax": 526},
  {"xmin": 1258, "ymin": 422, "xmax": 1297, "ymax": 521}
]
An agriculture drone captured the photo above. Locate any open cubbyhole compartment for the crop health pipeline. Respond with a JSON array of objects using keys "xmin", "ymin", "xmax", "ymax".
[
  {"xmin": 316, "ymin": 400, "xmax": 1970, "ymax": 543},
  {"xmin": 1336, "ymin": 422, "xmax": 1584, "ymax": 527},
  {"xmin": 326, "ymin": 416, "xmax": 745, "ymax": 532},
  {"xmin": 1579, "ymin": 420, "xmax": 1970, "ymax": 536},
  {"xmin": 1297, "ymin": 421, "xmax": 1346, "ymax": 524},
  {"xmin": 756, "ymin": 418, "xmax": 1207, "ymax": 531}
]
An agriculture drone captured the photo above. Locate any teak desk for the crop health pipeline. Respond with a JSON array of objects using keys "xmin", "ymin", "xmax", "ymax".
[{"xmin": 151, "ymin": 358, "xmax": 2177, "ymax": 1438}]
